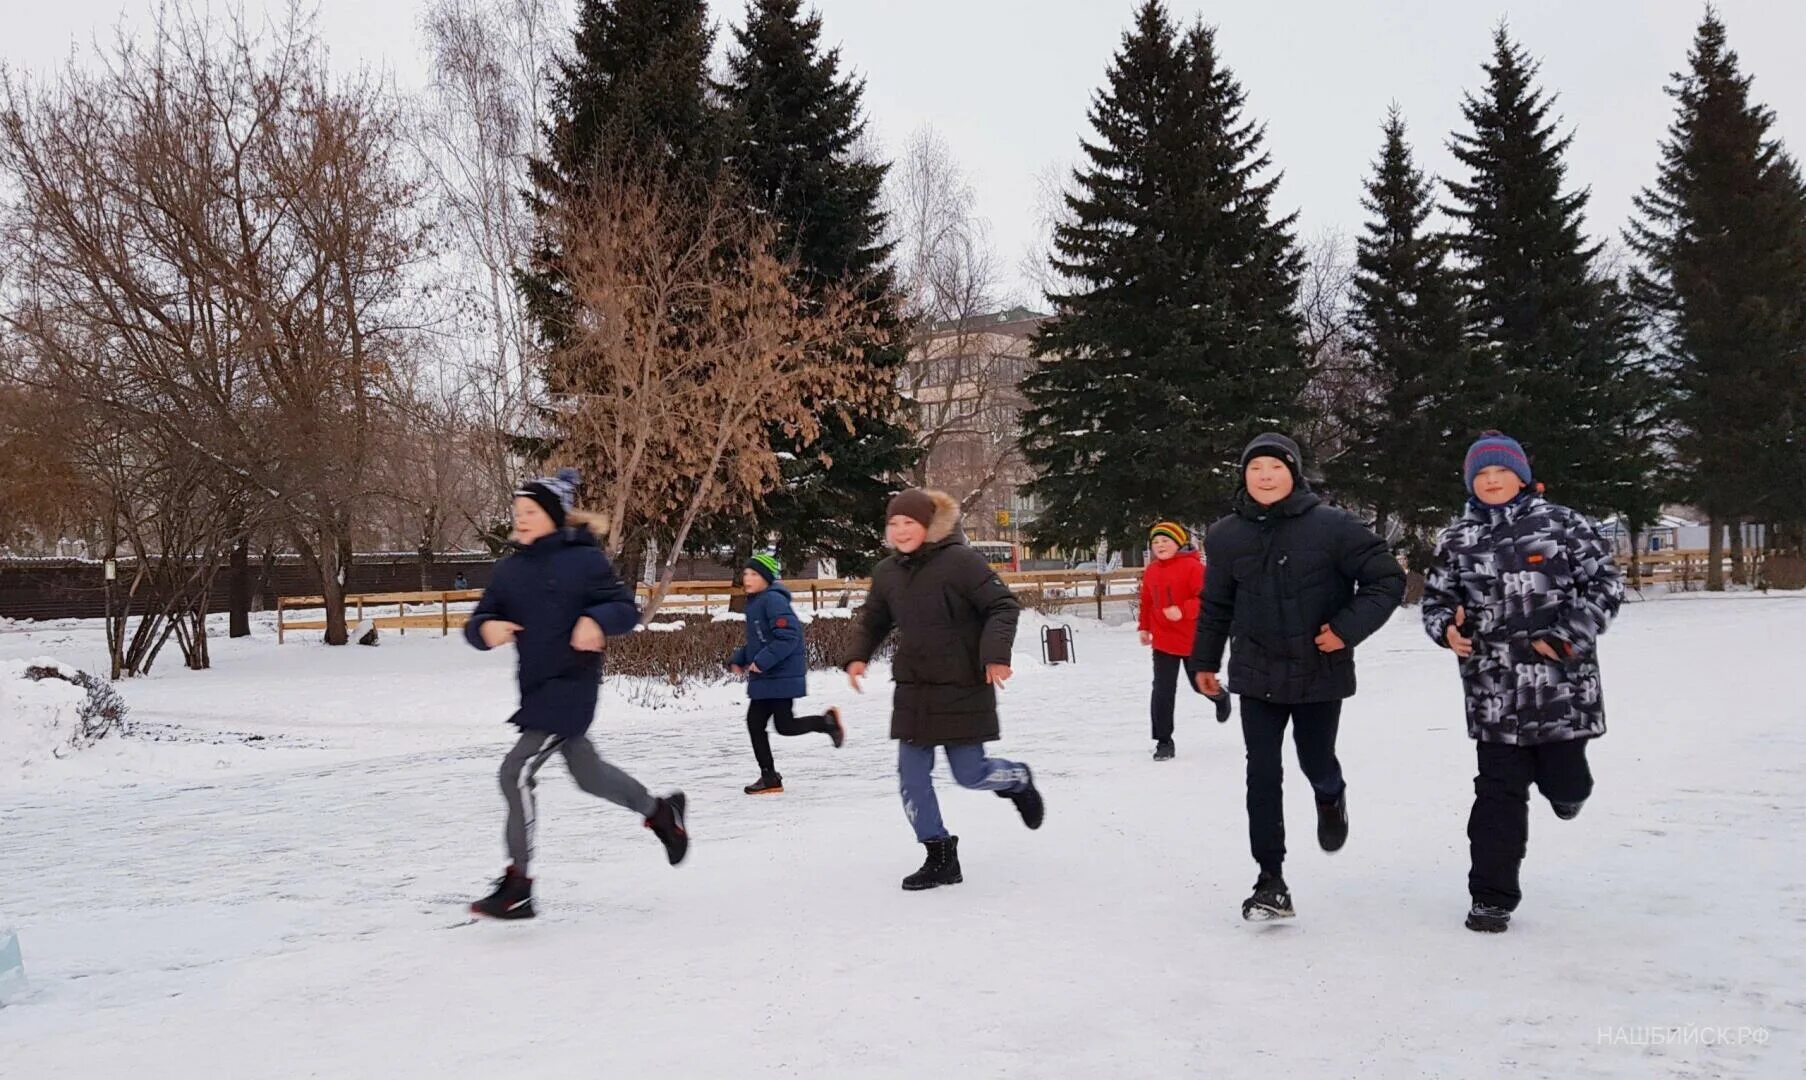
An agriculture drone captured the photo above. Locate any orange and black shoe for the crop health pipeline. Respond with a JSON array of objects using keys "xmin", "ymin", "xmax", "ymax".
[
  {"xmin": 825, "ymin": 707, "xmax": 846, "ymax": 749},
  {"xmin": 645, "ymin": 792, "xmax": 689, "ymax": 865},
  {"xmin": 744, "ymin": 774, "xmax": 784, "ymax": 796},
  {"xmin": 471, "ymin": 866, "xmax": 535, "ymax": 920}
]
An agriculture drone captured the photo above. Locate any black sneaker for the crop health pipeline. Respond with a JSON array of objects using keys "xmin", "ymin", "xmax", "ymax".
[
  {"xmin": 994, "ymin": 764, "xmax": 1044, "ymax": 830},
  {"xmin": 1551, "ymin": 800, "xmax": 1584, "ymax": 821},
  {"xmin": 645, "ymin": 792, "xmax": 689, "ymax": 865},
  {"xmin": 743, "ymin": 774, "xmax": 784, "ymax": 796},
  {"xmin": 901, "ymin": 836, "xmax": 963, "ymax": 891},
  {"xmin": 470, "ymin": 866, "xmax": 535, "ymax": 920},
  {"xmin": 1153, "ymin": 739, "xmax": 1176, "ymax": 761},
  {"xmin": 1242, "ymin": 870, "xmax": 1295, "ymax": 921},
  {"xmin": 1466, "ymin": 903, "xmax": 1512, "ymax": 933},
  {"xmin": 1317, "ymin": 789, "xmax": 1349, "ymax": 853},
  {"xmin": 1210, "ymin": 691, "xmax": 1233, "ymax": 724},
  {"xmin": 825, "ymin": 707, "xmax": 846, "ymax": 749}
]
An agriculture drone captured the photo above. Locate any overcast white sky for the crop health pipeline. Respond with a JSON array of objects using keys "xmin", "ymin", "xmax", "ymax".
[{"xmin": 7, "ymin": 1, "xmax": 1804, "ymax": 304}]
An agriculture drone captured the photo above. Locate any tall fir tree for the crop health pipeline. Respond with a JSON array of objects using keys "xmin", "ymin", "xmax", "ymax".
[
  {"xmin": 1629, "ymin": 9, "xmax": 1806, "ymax": 555},
  {"xmin": 1444, "ymin": 27, "xmax": 1660, "ymax": 520},
  {"xmin": 518, "ymin": 0, "xmax": 723, "ymax": 355},
  {"xmin": 723, "ymin": 0, "xmax": 917, "ymax": 574},
  {"xmin": 1330, "ymin": 108, "xmax": 1475, "ymax": 568},
  {"xmin": 1021, "ymin": 2, "xmax": 1305, "ymax": 553}
]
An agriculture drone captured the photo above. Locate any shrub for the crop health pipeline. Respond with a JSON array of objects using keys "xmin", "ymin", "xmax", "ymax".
[
  {"xmin": 604, "ymin": 613, "xmax": 892, "ymax": 694},
  {"xmin": 22, "ymin": 662, "xmax": 130, "ymax": 748}
]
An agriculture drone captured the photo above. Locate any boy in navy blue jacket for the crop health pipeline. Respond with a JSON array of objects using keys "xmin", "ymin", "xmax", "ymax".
[
  {"xmin": 464, "ymin": 469, "xmax": 688, "ymax": 920},
  {"xmin": 731, "ymin": 553, "xmax": 845, "ymax": 795}
]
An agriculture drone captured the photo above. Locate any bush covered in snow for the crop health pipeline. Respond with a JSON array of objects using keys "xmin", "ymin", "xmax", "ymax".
[{"xmin": 2, "ymin": 658, "xmax": 131, "ymax": 766}]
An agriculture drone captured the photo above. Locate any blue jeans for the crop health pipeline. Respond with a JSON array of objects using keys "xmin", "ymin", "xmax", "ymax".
[{"xmin": 898, "ymin": 741, "xmax": 1029, "ymax": 842}]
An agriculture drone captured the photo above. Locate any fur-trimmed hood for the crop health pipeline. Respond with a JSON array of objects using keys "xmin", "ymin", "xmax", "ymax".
[{"xmin": 922, "ymin": 489, "xmax": 963, "ymax": 544}]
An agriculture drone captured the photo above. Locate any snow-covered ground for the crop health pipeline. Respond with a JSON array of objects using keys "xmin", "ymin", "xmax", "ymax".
[{"xmin": 2, "ymin": 595, "xmax": 1802, "ymax": 1078}]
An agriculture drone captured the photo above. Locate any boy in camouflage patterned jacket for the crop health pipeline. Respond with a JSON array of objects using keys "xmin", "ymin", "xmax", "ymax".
[{"xmin": 1421, "ymin": 433, "xmax": 1624, "ymax": 933}]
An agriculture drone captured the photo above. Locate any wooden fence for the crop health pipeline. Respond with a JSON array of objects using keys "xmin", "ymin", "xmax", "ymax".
[
  {"xmin": 275, "ymin": 568, "xmax": 1146, "ymax": 641},
  {"xmin": 269, "ymin": 549, "xmax": 1773, "ymax": 641}
]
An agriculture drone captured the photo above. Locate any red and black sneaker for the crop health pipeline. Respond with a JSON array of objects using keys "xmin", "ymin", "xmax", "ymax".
[
  {"xmin": 471, "ymin": 866, "xmax": 535, "ymax": 920},
  {"xmin": 825, "ymin": 707, "xmax": 846, "ymax": 749},
  {"xmin": 645, "ymin": 792, "xmax": 689, "ymax": 866}
]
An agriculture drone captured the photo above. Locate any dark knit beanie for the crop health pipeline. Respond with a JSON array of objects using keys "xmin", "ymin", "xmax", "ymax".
[
  {"xmin": 1463, "ymin": 432, "xmax": 1533, "ymax": 493},
  {"xmin": 746, "ymin": 552, "xmax": 781, "ymax": 585},
  {"xmin": 515, "ymin": 467, "xmax": 579, "ymax": 529},
  {"xmin": 1239, "ymin": 432, "xmax": 1306, "ymax": 488},
  {"xmin": 886, "ymin": 489, "xmax": 938, "ymax": 530}
]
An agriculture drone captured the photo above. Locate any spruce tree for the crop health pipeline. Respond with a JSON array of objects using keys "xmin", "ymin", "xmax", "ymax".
[
  {"xmin": 1021, "ymin": 2, "xmax": 1305, "ymax": 553},
  {"xmin": 1445, "ymin": 27, "xmax": 1658, "ymax": 520},
  {"xmin": 1629, "ymin": 10, "xmax": 1806, "ymax": 554},
  {"xmin": 723, "ymin": 0, "xmax": 916, "ymax": 573},
  {"xmin": 1331, "ymin": 108, "xmax": 1474, "ymax": 568},
  {"xmin": 518, "ymin": 0, "xmax": 722, "ymax": 354}
]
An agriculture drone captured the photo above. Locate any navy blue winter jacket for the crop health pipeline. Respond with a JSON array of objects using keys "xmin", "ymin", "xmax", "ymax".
[
  {"xmin": 729, "ymin": 582, "xmax": 808, "ymax": 701},
  {"xmin": 464, "ymin": 526, "xmax": 641, "ymax": 736}
]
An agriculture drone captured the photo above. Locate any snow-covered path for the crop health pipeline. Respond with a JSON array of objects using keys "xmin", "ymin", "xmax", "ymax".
[{"xmin": 2, "ymin": 596, "xmax": 1801, "ymax": 1078}]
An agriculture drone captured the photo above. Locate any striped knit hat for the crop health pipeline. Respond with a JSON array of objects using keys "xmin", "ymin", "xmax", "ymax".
[
  {"xmin": 745, "ymin": 552, "xmax": 782, "ymax": 585},
  {"xmin": 1463, "ymin": 432, "xmax": 1533, "ymax": 493},
  {"xmin": 516, "ymin": 467, "xmax": 580, "ymax": 528},
  {"xmin": 1149, "ymin": 521, "xmax": 1189, "ymax": 547}
]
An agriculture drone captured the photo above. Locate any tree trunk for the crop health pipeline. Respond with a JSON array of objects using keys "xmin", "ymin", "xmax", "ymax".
[
  {"xmin": 418, "ymin": 518, "xmax": 436, "ymax": 592},
  {"xmin": 1730, "ymin": 520, "xmax": 1749, "ymax": 587},
  {"xmin": 229, "ymin": 535, "xmax": 252, "ymax": 638},
  {"xmin": 1706, "ymin": 517, "xmax": 1725, "ymax": 592}
]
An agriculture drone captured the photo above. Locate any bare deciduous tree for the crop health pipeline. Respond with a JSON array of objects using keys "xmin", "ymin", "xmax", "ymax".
[
  {"xmin": 415, "ymin": 0, "xmax": 563, "ymax": 525},
  {"xmin": 890, "ymin": 125, "xmax": 1030, "ymax": 520},
  {"xmin": 0, "ymin": 4, "xmax": 426, "ymax": 648},
  {"xmin": 543, "ymin": 171, "xmax": 877, "ymax": 618}
]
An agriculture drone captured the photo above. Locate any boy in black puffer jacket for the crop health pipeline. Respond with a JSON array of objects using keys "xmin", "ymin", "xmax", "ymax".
[
  {"xmin": 1422, "ymin": 433, "xmax": 1623, "ymax": 934},
  {"xmin": 1191, "ymin": 434, "xmax": 1406, "ymax": 921}
]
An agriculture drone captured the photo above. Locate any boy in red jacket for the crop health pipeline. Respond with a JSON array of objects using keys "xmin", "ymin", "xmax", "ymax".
[{"xmin": 1138, "ymin": 521, "xmax": 1231, "ymax": 760}]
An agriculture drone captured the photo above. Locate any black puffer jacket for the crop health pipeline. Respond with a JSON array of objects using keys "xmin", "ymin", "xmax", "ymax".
[
  {"xmin": 1191, "ymin": 489, "xmax": 1405, "ymax": 705},
  {"xmin": 844, "ymin": 491, "xmax": 1021, "ymax": 745}
]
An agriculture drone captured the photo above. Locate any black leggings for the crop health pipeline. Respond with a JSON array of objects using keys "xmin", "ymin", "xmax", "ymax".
[{"xmin": 747, "ymin": 699, "xmax": 830, "ymax": 776}]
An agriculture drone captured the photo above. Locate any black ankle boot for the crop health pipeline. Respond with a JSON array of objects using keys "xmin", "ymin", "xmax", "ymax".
[{"xmin": 901, "ymin": 836, "xmax": 963, "ymax": 891}]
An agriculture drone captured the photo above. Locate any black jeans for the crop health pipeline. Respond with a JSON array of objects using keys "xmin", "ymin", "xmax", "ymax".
[
  {"xmin": 746, "ymin": 699, "xmax": 829, "ymax": 777},
  {"xmin": 1151, "ymin": 651, "xmax": 1184, "ymax": 741},
  {"xmin": 1468, "ymin": 738, "xmax": 1594, "ymax": 910},
  {"xmin": 1241, "ymin": 697, "xmax": 1347, "ymax": 875}
]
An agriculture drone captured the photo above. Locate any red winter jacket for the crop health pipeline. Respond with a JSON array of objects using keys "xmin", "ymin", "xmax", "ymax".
[{"xmin": 1139, "ymin": 548, "xmax": 1205, "ymax": 657}]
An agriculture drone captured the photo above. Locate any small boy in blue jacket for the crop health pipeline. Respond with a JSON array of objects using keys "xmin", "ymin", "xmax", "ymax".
[
  {"xmin": 463, "ymin": 469, "xmax": 688, "ymax": 920},
  {"xmin": 731, "ymin": 553, "xmax": 845, "ymax": 795}
]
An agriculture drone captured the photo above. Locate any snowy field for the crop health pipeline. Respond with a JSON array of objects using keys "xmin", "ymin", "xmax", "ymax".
[{"xmin": 2, "ymin": 594, "xmax": 1803, "ymax": 1079}]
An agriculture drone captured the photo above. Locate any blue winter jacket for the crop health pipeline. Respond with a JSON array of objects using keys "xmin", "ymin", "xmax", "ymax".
[
  {"xmin": 464, "ymin": 526, "xmax": 641, "ymax": 736},
  {"xmin": 729, "ymin": 582, "xmax": 808, "ymax": 701}
]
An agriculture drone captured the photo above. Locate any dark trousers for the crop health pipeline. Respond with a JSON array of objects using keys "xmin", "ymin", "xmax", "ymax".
[
  {"xmin": 1241, "ymin": 697, "xmax": 1347, "ymax": 875},
  {"xmin": 1468, "ymin": 738, "xmax": 1594, "ymax": 910},
  {"xmin": 1151, "ymin": 650, "xmax": 1184, "ymax": 741},
  {"xmin": 746, "ymin": 699, "xmax": 829, "ymax": 777}
]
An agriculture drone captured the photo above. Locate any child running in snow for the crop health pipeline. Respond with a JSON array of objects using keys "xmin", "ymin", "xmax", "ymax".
[
  {"xmin": 732, "ymin": 552, "xmax": 846, "ymax": 795},
  {"xmin": 843, "ymin": 489, "xmax": 1045, "ymax": 891},
  {"xmin": 1138, "ymin": 520, "xmax": 1232, "ymax": 761},
  {"xmin": 463, "ymin": 469, "xmax": 688, "ymax": 920},
  {"xmin": 1191, "ymin": 433, "xmax": 1406, "ymax": 921},
  {"xmin": 1421, "ymin": 433, "xmax": 1624, "ymax": 934}
]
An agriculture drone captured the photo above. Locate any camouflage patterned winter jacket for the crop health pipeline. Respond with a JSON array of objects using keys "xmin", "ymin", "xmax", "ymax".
[{"xmin": 1421, "ymin": 495, "xmax": 1624, "ymax": 746}]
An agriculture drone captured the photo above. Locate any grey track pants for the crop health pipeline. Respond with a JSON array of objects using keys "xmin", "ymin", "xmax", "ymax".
[{"xmin": 500, "ymin": 730, "xmax": 657, "ymax": 873}]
